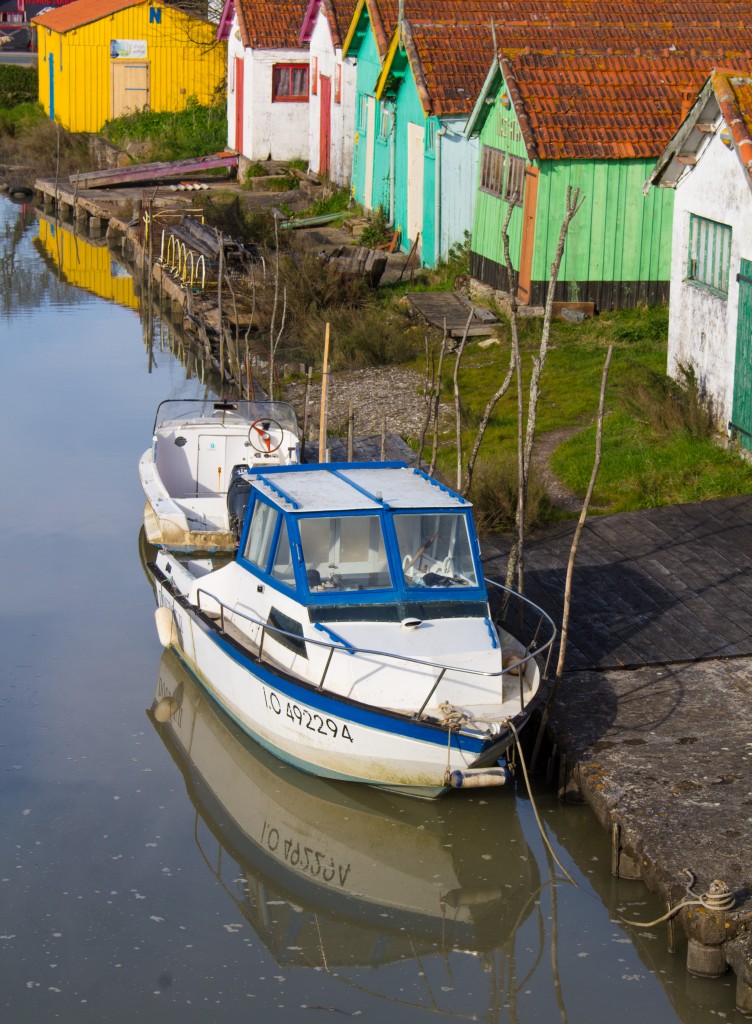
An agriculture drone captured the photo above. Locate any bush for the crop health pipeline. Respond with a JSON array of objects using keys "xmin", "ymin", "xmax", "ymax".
[
  {"xmin": 468, "ymin": 453, "xmax": 548, "ymax": 535},
  {"xmin": 102, "ymin": 97, "xmax": 227, "ymax": 163},
  {"xmin": 0, "ymin": 65, "xmax": 37, "ymax": 108},
  {"xmin": 621, "ymin": 362, "xmax": 714, "ymax": 438},
  {"xmin": 359, "ymin": 206, "xmax": 392, "ymax": 248}
]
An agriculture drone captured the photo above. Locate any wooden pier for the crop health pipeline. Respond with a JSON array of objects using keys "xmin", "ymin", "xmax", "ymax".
[{"xmin": 483, "ymin": 495, "xmax": 752, "ymax": 1011}]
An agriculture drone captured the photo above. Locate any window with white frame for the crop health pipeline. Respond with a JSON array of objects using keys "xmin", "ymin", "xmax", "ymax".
[
  {"xmin": 687, "ymin": 214, "xmax": 732, "ymax": 297},
  {"xmin": 358, "ymin": 94, "xmax": 368, "ymax": 130},
  {"xmin": 378, "ymin": 104, "xmax": 393, "ymax": 140}
]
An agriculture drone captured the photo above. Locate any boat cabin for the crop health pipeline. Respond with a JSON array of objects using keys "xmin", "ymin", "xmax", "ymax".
[{"xmin": 235, "ymin": 462, "xmax": 487, "ymax": 618}]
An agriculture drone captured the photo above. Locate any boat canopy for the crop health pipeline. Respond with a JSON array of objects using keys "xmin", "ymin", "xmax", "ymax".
[
  {"xmin": 151, "ymin": 398, "xmax": 299, "ymax": 435},
  {"xmin": 237, "ymin": 463, "xmax": 486, "ymax": 608}
]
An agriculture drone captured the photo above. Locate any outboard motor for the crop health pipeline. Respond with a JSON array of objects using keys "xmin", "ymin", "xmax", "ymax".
[{"xmin": 227, "ymin": 465, "xmax": 252, "ymax": 544}]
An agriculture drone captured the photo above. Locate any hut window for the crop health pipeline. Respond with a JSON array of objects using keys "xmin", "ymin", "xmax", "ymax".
[
  {"xmin": 272, "ymin": 64, "xmax": 309, "ymax": 102},
  {"xmin": 480, "ymin": 145, "xmax": 505, "ymax": 196},
  {"xmin": 504, "ymin": 155, "xmax": 525, "ymax": 206},
  {"xmin": 687, "ymin": 214, "xmax": 731, "ymax": 298},
  {"xmin": 358, "ymin": 94, "xmax": 368, "ymax": 129},
  {"xmin": 425, "ymin": 120, "xmax": 435, "ymax": 154},
  {"xmin": 378, "ymin": 105, "xmax": 393, "ymax": 140}
]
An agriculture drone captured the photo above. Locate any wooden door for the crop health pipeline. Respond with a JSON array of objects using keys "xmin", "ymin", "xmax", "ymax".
[
  {"xmin": 406, "ymin": 121, "xmax": 424, "ymax": 253},
  {"xmin": 364, "ymin": 97, "xmax": 375, "ymax": 210},
  {"xmin": 319, "ymin": 75, "xmax": 331, "ymax": 177},
  {"xmin": 110, "ymin": 61, "xmax": 150, "ymax": 119},
  {"xmin": 234, "ymin": 56, "xmax": 244, "ymax": 154},
  {"xmin": 516, "ymin": 165, "xmax": 539, "ymax": 304},
  {"xmin": 732, "ymin": 258, "xmax": 752, "ymax": 451}
]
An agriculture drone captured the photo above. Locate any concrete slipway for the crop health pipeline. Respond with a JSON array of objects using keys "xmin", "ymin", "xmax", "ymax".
[{"xmin": 483, "ymin": 494, "xmax": 752, "ymax": 1011}]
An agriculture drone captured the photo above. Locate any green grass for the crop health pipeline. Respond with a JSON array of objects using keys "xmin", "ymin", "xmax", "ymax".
[
  {"xmin": 415, "ymin": 304, "xmax": 752, "ymax": 519},
  {"xmin": 0, "ymin": 101, "xmax": 46, "ymax": 135},
  {"xmin": 101, "ymin": 97, "xmax": 227, "ymax": 162}
]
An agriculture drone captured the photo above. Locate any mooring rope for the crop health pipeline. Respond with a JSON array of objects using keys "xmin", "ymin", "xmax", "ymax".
[
  {"xmin": 622, "ymin": 868, "xmax": 735, "ymax": 928},
  {"xmin": 506, "ymin": 719, "xmax": 578, "ymax": 887}
]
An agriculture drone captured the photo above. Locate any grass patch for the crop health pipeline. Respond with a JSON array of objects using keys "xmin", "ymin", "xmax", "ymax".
[
  {"xmin": 102, "ymin": 97, "xmax": 227, "ymax": 162},
  {"xmin": 412, "ymin": 303, "xmax": 752, "ymax": 518},
  {"xmin": 0, "ymin": 101, "xmax": 46, "ymax": 136},
  {"xmin": 0, "ymin": 65, "xmax": 36, "ymax": 107}
]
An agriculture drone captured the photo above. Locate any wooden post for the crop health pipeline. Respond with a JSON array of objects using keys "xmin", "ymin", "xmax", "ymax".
[
  {"xmin": 302, "ymin": 366, "xmax": 312, "ymax": 462},
  {"xmin": 318, "ymin": 323, "xmax": 330, "ymax": 463},
  {"xmin": 380, "ymin": 415, "xmax": 386, "ymax": 460},
  {"xmin": 347, "ymin": 402, "xmax": 354, "ymax": 462}
]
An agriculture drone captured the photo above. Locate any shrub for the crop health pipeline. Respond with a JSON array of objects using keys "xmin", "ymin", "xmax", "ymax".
[
  {"xmin": 621, "ymin": 362, "xmax": 714, "ymax": 438},
  {"xmin": 102, "ymin": 97, "xmax": 227, "ymax": 163},
  {"xmin": 359, "ymin": 206, "xmax": 392, "ymax": 248},
  {"xmin": 468, "ymin": 453, "xmax": 548, "ymax": 535},
  {"xmin": 0, "ymin": 65, "xmax": 37, "ymax": 108}
]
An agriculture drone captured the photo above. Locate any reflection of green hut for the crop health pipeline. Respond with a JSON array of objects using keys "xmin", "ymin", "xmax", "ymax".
[{"xmin": 465, "ymin": 52, "xmax": 710, "ymax": 309}]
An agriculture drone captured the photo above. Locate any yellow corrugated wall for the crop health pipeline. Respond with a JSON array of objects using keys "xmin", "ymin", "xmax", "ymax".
[{"xmin": 37, "ymin": 2, "xmax": 226, "ymax": 132}]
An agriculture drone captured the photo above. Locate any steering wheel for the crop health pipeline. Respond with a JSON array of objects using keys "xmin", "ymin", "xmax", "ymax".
[{"xmin": 248, "ymin": 418, "xmax": 284, "ymax": 454}]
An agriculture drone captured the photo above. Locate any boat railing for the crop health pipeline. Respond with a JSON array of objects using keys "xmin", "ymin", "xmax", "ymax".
[{"xmin": 193, "ymin": 582, "xmax": 556, "ymax": 720}]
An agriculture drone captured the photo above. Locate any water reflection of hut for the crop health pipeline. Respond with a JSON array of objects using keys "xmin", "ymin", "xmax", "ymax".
[
  {"xmin": 35, "ymin": 216, "xmax": 139, "ymax": 309},
  {"xmin": 148, "ymin": 648, "xmax": 543, "ymax": 1000}
]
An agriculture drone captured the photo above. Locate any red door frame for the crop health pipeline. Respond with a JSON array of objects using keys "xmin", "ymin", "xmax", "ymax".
[
  {"xmin": 319, "ymin": 75, "xmax": 331, "ymax": 177},
  {"xmin": 234, "ymin": 57, "xmax": 244, "ymax": 154}
]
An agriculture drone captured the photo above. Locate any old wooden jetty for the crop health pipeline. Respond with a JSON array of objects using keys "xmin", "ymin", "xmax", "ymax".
[{"xmin": 483, "ymin": 494, "xmax": 752, "ymax": 1011}]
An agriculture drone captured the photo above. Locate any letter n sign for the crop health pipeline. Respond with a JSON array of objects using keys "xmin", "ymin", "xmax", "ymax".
[{"xmin": 149, "ymin": 6, "xmax": 162, "ymax": 22}]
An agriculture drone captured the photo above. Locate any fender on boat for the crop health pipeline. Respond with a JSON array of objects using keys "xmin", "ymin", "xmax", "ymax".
[
  {"xmin": 155, "ymin": 606, "xmax": 177, "ymax": 648},
  {"xmin": 448, "ymin": 766, "xmax": 511, "ymax": 789}
]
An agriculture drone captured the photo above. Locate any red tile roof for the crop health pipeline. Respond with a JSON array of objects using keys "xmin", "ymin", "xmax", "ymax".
[
  {"xmin": 33, "ymin": 0, "xmax": 151, "ymax": 32},
  {"xmin": 235, "ymin": 0, "xmax": 310, "ymax": 49},
  {"xmin": 404, "ymin": 21, "xmax": 494, "ymax": 116},
  {"xmin": 713, "ymin": 71, "xmax": 752, "ymax": 184},
  {"xmin": 319, "ymin": 0, "xmax": 356, "ymax": 47}
]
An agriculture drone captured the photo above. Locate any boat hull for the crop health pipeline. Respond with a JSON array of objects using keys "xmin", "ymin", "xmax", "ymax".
[{"xmin": 152, "ymin": 573, "xmax": 528, "ymax": 798}]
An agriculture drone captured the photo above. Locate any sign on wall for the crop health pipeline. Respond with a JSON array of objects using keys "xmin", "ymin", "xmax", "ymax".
[{"xmin": 110, "ymin": 40, "xmax": 147, "ymax": 59}]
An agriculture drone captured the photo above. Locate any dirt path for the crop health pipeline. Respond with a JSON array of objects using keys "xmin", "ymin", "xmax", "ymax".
[{"xmin": 531, "ymin": 426, "xmax": 586, "ymax": 514}]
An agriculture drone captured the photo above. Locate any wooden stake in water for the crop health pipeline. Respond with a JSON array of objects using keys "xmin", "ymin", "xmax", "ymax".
[{"xmin": 318, "ymin": 324, "xmax": 330, "ymax": 463}]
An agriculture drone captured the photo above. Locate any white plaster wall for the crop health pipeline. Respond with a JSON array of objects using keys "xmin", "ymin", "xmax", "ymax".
[
  {"xmin": 226, "ymin": 34, "xmax": 310, "ymax": 162},
  {"xmin": 308, "ymin": 11, "xmax": 356, "ymax": 186},
  {"xmin": 246, "ymin": 48, "xmax": 310, "ymax": 161},
  {"xmin": 669, "ymin": 132, "xmax": 752, "ymax": 427}
]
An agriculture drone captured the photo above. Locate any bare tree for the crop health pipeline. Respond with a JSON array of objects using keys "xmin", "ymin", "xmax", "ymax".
[
  {"xmin": 506, "ymin": 186, "xmax": 584, "ymax": 593},
  {"xmin": 267, "ymin": 215, "xmax": 287, "ymax": 399},
  {"xmin": 428, "ymin": 324, "xmax": 449, "ymax": 477},
  {"xmin": 531, "ymin": 344, "xmax": 613, "ymax": 770},
  {"xmin": 452, "ymin": 311, "xmax": 474, "ymax": 490}
]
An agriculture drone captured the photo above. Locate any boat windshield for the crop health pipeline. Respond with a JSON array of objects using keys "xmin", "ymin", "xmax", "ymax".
[
  {"xmin": 152, "ymin": 399, "xmax": 299, "ymax": 435},
  {"xmin": 394, "ymin": 512, "xmax": 478, "ymax": 588},
  {"xmin": 298, "ymin": 515, "xmax": 392, "ymax": 592}
]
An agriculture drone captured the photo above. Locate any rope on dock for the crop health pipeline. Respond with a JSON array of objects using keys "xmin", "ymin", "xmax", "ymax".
[{"xmin": 622, "ymin": 868, "xmax": 735, "ymax": 928}]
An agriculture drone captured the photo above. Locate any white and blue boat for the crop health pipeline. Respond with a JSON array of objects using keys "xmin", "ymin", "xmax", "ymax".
[{"xmin": 148, "ymin": 461, "xmax": 556, "ymax": 797}]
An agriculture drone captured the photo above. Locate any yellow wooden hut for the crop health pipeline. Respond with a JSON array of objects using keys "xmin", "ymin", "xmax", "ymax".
[{"xmin": 33, "ymin": 0, "xmax": 226, "ymax": 132}]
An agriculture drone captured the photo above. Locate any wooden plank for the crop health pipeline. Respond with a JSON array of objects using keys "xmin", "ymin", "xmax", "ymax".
[{"xmin": 70, "ymin": 153, "xmax": 238, "ymax": 189}]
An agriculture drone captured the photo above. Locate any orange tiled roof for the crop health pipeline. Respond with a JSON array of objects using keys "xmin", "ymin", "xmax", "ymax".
[
  {"xmin": 501, "ymin": 51, "xmax": 752, "ymax": 160},
  {"xmin": 713, "ymin": 71, "xmax": 752, "ymax": 183},
  {"xmin": 319, "ymin": 0, "xmax": 357, "ymax": 47},
  {"xmin": 404, "ymin": 20, "xmax": 494, "ymax": 116},
  {"xmin": 236, "ymin": 0, "xmax": 309, "ymax": 49},
  {"xmin": 33, "ymin": 0, "xmax": 151, "ymax": 32}
]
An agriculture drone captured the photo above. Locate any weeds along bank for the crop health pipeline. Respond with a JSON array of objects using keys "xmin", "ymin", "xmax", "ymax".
[{"xmin": 3, "ymin": 82, "xmax": 751, "ymax": 520}]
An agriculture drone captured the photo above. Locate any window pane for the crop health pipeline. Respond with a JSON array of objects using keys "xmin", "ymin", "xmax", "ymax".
[
  {"xmin": 394, "ymin": 513, "xmax": 478, "ymax": 588},
  {"xmin": 688, "ymin": 214, "xmax": 731, "ymax": 296},
  {"xmin": 270, "ymin": 518, "xmax": 295, "ymax": 587},
  {"xmin": 291, "ymin": 66, "xmax": 308, "ymax": 97},
  {"xmin": 299, "ymin": 515, "xmax": 391, "ymax": 591},
  {"xmin": 244, "ymin": 501, "xmax": 278, "ymax": 571}
]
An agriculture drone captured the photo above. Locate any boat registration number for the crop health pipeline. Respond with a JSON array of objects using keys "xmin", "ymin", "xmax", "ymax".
[{"xmin": 262, "ymin": 687, "xmax": 354, "ymax": 743}]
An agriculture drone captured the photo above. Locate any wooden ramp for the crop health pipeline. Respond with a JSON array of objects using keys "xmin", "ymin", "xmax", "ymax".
[
  {"xmin": 69, "ymin": 152, "xmax": 239, "ymax": 190},
  {"xmin": 406, "ymin": 291, "xmax": 500, "ymax": 338}
]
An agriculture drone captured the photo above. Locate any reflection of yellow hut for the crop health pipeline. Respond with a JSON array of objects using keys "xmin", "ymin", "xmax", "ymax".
[
  {"xmin": 33, "ymin": 0, "xmax": 226, "ymax": 132},
  {"xmin": 36, "ymin": 219, "xmax": 140, "ymax": 309}
]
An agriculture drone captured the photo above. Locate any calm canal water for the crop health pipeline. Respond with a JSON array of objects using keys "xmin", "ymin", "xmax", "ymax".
[{"xmin": 0, "ymin": 197, "xmax": 740, "ymax": 1023}]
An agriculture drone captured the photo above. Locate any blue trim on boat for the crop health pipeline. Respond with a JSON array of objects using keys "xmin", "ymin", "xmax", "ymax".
[
  {"xmin": 328, "ymin": 467, "xmax": 391, "ymax": 508},
  {"xmin": 255, "ymin": 475, "xmax": 301, "ymax": 509},
  {"xmin": 412, "ymin": 467, "xmax": 466, "ymax": 503},
  {"xmin": 174, "ymin": 596, "xmax": 488, "ymax": 755},
  {"xmin": 484, "ymin": 616, "xmax": 499, "ymax": 649},
  {"xmin": 314, "ymin": 621, "xmax": 355, "ymax": 651}
]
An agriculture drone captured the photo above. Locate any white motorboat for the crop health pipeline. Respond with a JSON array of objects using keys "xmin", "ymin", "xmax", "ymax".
[
  {"xmin": 147, "ymin": 461, "xmax": 556, "ymax": 797},
  {"xmin": 139, "ymin": 398, "xmax": 300, "ymax": 552},
  {"xmin": 149, "ymin": 647, "xmax": 541, "ymax": 970}
]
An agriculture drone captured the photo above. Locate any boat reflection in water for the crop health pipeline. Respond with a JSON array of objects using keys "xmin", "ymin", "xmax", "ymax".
[{"xmin": 149, "ymin": 647, "xmax": 544, "ymax": 984}]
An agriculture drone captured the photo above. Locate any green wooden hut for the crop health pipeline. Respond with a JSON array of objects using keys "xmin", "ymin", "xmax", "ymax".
[
  {"xmin": 465, "ymin": 51, "xmax": 715, "ymax": 310},
  {"xmin": 341, "ymin": 0, "xmax": 398, "ymax": 217}
]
